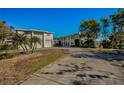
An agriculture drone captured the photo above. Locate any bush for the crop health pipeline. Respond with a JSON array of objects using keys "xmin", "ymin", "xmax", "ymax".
[
  {"xmin": 109, "ymin": 31, "xmax": 124, "ymax": 49},
  {"xmin": 83, "ymin": 39, "xmax": 95, "ymax": 48},
  {"xmin": 0, "ymin": 44, "xmax": 17, "ymax": 50},
  {"xmin": 102, "ymin": 40, "xmax": 111, "ymax": 48},
  {"xmin": 0, "ymin": 52, "xmax": 19, "ymax": 60},
  {"xmin": 53, "ymin": 43, "xmax": 59, "ymax": 47},
  {"xmin": 0, "ymin": 44, "xmax": 10, "ymax": 50}
]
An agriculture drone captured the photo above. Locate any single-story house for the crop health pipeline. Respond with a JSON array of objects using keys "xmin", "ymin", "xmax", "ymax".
[{"xmin": 56, "ymin": 34, "xmax": 81, "ymax": 47}]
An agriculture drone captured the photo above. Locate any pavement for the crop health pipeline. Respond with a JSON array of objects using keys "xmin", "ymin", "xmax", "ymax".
[{"xmin": 21, "ymin": 48, "xmax": 124, "ymax": 85}]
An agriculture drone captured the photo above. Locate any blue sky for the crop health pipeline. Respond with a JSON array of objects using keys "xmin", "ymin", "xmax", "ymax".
[{"xmin": 0, "ymin": 8, "xmax": 118, "ymax": 37}]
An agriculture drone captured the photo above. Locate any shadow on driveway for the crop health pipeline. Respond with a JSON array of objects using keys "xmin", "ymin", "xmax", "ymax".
[{"xmin": 71, "ymin": 51, "xmax": 124, "ymax": 62}]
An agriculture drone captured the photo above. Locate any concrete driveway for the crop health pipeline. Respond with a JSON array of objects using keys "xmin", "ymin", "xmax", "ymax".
[{"xmin": 20, "ymin": 48, "xmax": 124, "ymax": 85}]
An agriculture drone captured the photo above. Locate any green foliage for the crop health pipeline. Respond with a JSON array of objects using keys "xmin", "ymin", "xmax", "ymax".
[
  {"xmin": 79, "ymin": 10, "xmax": 124, "ymax": 49},
  {"xmin": 0, "ymin": 44, "xmax": 10, "ymax": 50},
  {"xmin": 100, "ymin": 18, "xmax": 110, "ymax": 40},
  {"xmin": 53, "ymin": 43, "xmax": 59, "ymax": 47},
  {"xmin": 109, "ymin": 10, "xmax": 124, "ymax": 49},
  {"xmin": 110, "ymin": 31, "xmax": 124, "ymax": 49},
  {"xmin": 12, "ymin": 33, "xmax": 41, "ymax": 53},
  {"xmin": 0, "ymin": 52, "xmax": 19, "ymax": 60},
  {"xmin": 80, "ymin": 19, "xmax": 100, "ymax": 40},
  {"xmin": 12, "ymin": 33, "xmax": 29, "ymax": 53},
  {"xmin": 80, "ymin": 19, "xmax": 100, "ymax": 48},
  {"xmin": 29, "ymin": 36, "xmax": 41, "ymax": 53},
  {"xmin": 0, "ymin": 43, "xmax": 18, "ymax": 59},
  {"xmin": 0, "ymin": 53, "xmax": 11, "ymax": 59},
  {"xmin": 0, "ymin": 43, "xmax": 16, "ymax": 50},
  {"xmin": 0, "ymin": 21, "xmax": 13, "ymax": 44},
  {"xmin": 102, "ymin": 40, "xmax": 111, "ymax": 48},
  {"xmin": 83, "ymin": 39, "xmax": 95, "ymax": 48},
  {"xmin": 110, "ymin": 10, "xmax": 124, "ymax": 32}
]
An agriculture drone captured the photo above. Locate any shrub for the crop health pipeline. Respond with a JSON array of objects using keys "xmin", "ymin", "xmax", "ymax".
[
  {"xmin": 0, "ymin": 44, "xmax": 17, "ymax": 50},
  {"xmin": 0, "ymin": 52, "xmax": 19, "ymax": 60},
  {"xmin": 83, "ymin": 39, "xmax": 95, "ymax": 48},
  {"xmin": 102, "ymin": 40, "xmax": 111, "ymax": 48}
]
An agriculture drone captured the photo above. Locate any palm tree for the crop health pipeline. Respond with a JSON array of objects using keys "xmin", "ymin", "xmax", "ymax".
[
  {"xmin": 12, "ymin": 33, "xmax": 29, "ymax": 53},
  {"xmin": 29, "ymin": 36, "xmax": 41, "ymax": 53}
]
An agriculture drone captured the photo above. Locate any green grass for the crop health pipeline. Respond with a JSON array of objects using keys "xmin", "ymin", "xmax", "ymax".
[{"xmin": 24, "ymin": 50, "xmax": 64, "ymax": 75}]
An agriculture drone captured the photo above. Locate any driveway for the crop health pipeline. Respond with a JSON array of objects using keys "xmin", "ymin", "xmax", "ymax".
[{"xmin": 20, "ymin": 48, "xmax": 124, "ymax": 85}]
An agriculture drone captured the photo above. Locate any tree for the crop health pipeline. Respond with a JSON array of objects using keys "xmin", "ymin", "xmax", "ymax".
[
  {"xmin": 29, "ymin": 36, "xmax": 41, "ymax": 53},
  {"xmin": 110, "ymin": 10, "xmax": 124, "ymax": 33},
  {"xmin": 0, "ymin": 21, "xmax": 13, "ymax": 44},
  {"xmin": 110, "ymin": 9, "xmax": 124, "ymax": 49},
  {"xmin": 109, "ymin": 31, "xmax": 124, "ymax": 49},
  {"xmin": 100, "ymin": 18, "xmax": 110, "ymax": 48},
  {"xmin": 100, "ymin": 18, "xmax": 110, "ymax": 40},
  {"xmin": 12, "ymin": 33, "xmax": 41, "ymax": 53},
  {"xmin": 12, "ymin": 33, "xmax": 29, "ymax": 53},
  {"xmin": 0, "ymin": 21, "xmax": 6, "ymax": 27},
  {"xmin": 80, "ymin": 19, "xmax": 100, "ymax": 47},
  {"xmin": 80, "ymin": 19, "xmax": 100, "ymax": 40}
]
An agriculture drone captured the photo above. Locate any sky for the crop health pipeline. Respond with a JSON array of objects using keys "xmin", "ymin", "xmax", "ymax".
[{"xmin": 0, "ymin": 8, "xmax": 118, "ymax": 37}]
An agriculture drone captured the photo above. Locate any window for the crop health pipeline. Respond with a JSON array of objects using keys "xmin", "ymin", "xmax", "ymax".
[
  {"xmin": 47, "ymin": 34, "xmax": 50, "ymax": 36},
  {"xmin": 24, "ymin": 31, "xmax": 31, "ymax": 34}
]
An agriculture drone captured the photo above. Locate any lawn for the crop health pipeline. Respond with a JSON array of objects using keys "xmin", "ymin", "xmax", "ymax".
[{"xmin": 0, "ymin": 49, "xmax": 68, "ymax": 84}]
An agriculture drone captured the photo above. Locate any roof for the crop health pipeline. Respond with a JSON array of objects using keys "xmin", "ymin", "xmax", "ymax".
[
  {"xmin": 57, "ymin": 33, "xmax": 79, "ymax": 39},
  {"xmin": 16, "ymin": 29, "xmax": 53, "ymax": 34}
]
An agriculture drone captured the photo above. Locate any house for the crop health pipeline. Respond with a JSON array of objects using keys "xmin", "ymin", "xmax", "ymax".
[
  {"xmin": 16, "ymin": 29, "xmax": 53, "ymax": 48},
  {"xmin": 56, "ymin": 34, "xmax": 81, "ymax": 47}
]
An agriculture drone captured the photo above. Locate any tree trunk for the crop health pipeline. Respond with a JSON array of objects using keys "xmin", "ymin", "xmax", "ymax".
[
  {"xmin": 23, "ymin": 43, "xmax": 28, "ymax": 53},
  {"xmin": 31, "ymin": 43, "xmax": 35, "ymax": 53},
  {"xmin": 20, "ymin": 44, "xmax": 26, "ymax": 53},
  {"xmin": 35, "ymin": 43, "xmax": 37, "ymax": 51}
]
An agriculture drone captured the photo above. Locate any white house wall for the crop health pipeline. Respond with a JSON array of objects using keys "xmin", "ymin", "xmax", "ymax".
[
  {"xmin": 59, "ymin": 36, "xmax": 76, "ymax": 47},
  {"xmin": 44, "ymin": 33, "xmax": 53, "ymax": 47},
  {"xmin": 32, "ymin": 32, "xmax": 43, "ymax": 48},
  {"xmin": 16, "ymin": 30, "xmax": 53, "ymax": 49}
]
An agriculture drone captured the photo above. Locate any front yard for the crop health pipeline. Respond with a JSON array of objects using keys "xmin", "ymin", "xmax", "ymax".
[{"xmin": 0, "ymin": 49, "xmax": 68, "ymax": 84}]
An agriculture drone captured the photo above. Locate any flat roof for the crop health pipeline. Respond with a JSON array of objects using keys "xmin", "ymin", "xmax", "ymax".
[
  {"xmin": 16, "ymin": 29, "xmax": 53, "ymax": 34},
  {"xmin": 57, "ymin": 33, "xmax": 79, "ymax": 39}
]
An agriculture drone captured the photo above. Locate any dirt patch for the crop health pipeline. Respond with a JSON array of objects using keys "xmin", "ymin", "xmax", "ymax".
[{"xmin": 0, "ymin": 49, "xmax": 68, "ymax": 84}]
